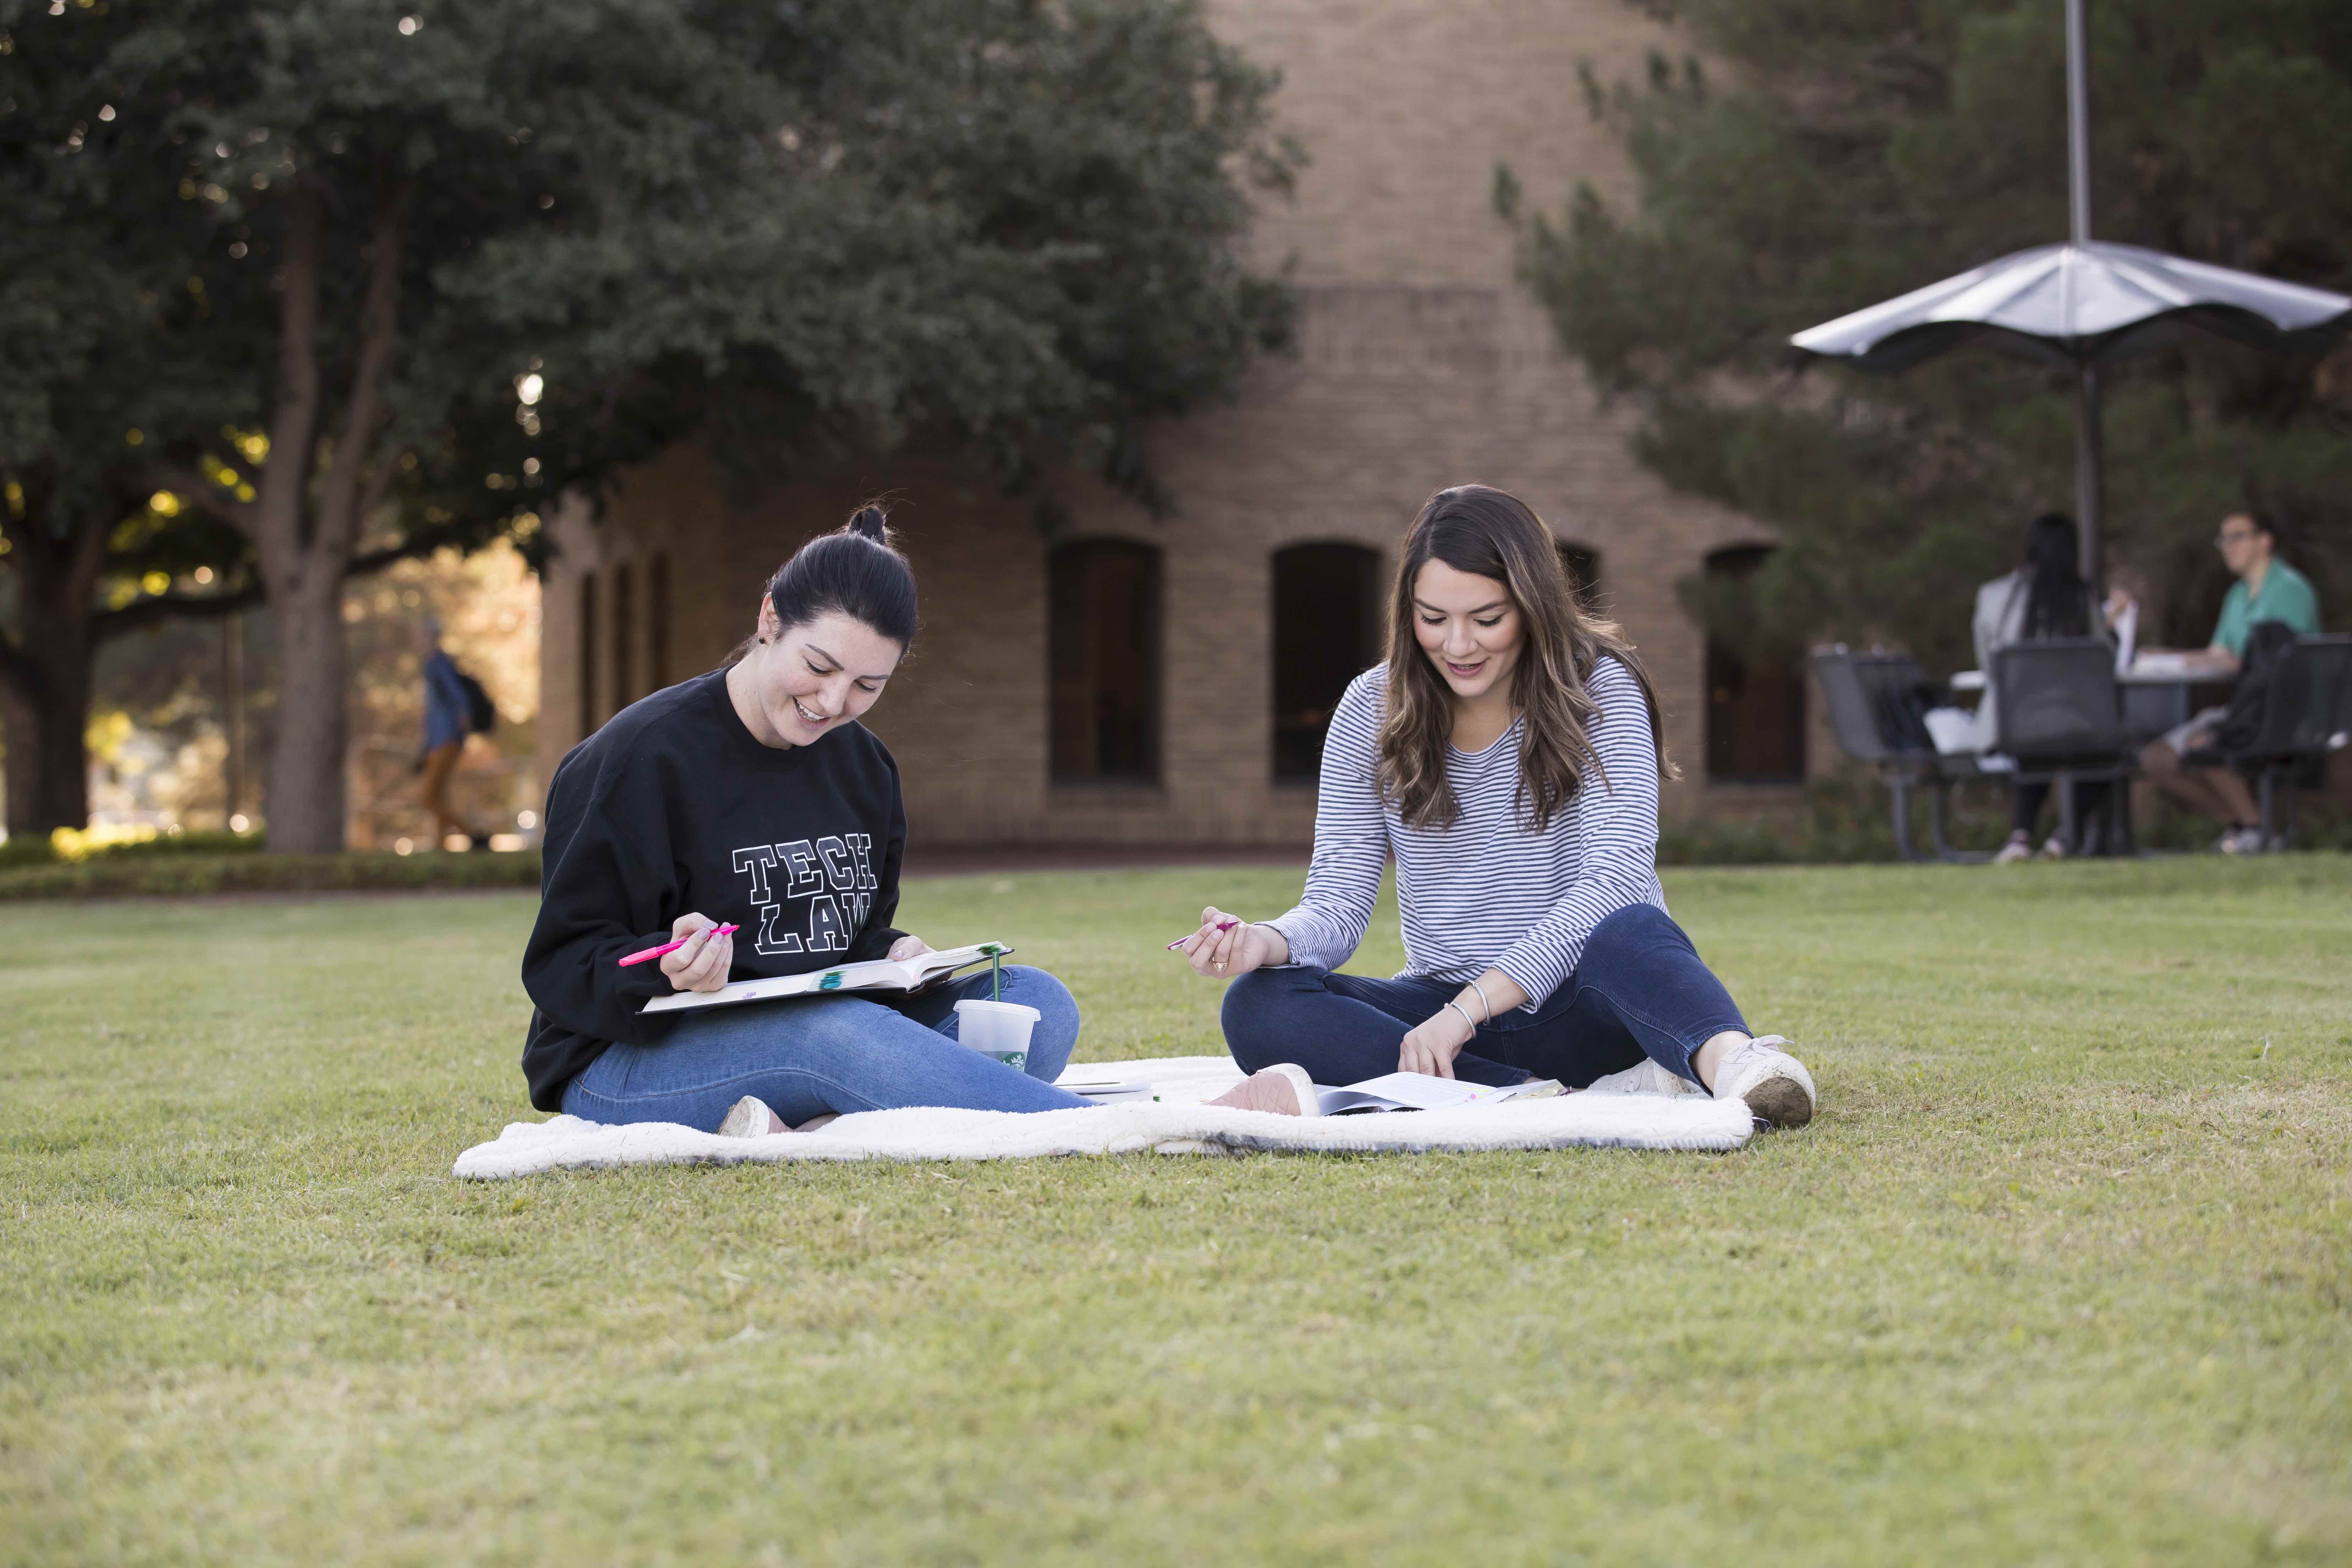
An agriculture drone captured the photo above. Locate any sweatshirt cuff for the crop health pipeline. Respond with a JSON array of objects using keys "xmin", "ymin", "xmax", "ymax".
[
  {"xmin": 613, "ymin": 931, "xmax": 686, "ymax": 998},
  {"xmin": 847, "ymin": 926, "xmax": 908, "ymax": 964},
  {"xmin": 1261, "ymin": 914, "xmax": 1328, "ymax": 970}
]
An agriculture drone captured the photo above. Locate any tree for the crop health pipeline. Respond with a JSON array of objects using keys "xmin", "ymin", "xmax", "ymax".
[
  {"xmin": 0, "ymin": 41, "xmax": 262, "ymax": 837},
  {"xmin": 1503, "ymin": 0, "xmax": 2352, "ymax": 673},
  {"xmin": 0, "ymin": 0, "xmax": 509, "ymax": 840},
  {"xmin": 5, "ymin": 0, "xmax": 1293, "ymax": 850}
]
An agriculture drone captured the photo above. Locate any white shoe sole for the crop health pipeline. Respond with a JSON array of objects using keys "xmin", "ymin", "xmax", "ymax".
[
  {"xmin": 1720, "ymin": 1046, "xmax": 1817, "ymax": 1130},
  {"xmin": 1260, "ymin": 1063, "xmax": 1323, "ymax": 1117},
  {"xmin": 1583, "ymin": 1058, "xmax": 1700, "ymax": 1097},
  {"xmin": 1212, "ymin": 1064, "xmax": 1324, "ymax": 1117},
  {"xmin": 1739, "ymin": 1070, "xmax": 1815, "ymax": 1129},
  {"xmin": 717, "ymin": 1095, "xmax": 779, "ymax": 1138}
]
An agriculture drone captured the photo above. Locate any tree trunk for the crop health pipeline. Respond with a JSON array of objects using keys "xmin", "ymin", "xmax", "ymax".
[
  {"xmin": 260, "ymin": 572, "xmax": 351, "ymax": 852},
  {"xmin": 229, "ymin": 177, "xmax": 409, "ymax": 855},
  {"xmin": 0, "ymin": 642, "xmax": 93, "ymax": 838},
  {"xmin": 0, "ymin": 501, "xmax": 107, "ymax": 838}
]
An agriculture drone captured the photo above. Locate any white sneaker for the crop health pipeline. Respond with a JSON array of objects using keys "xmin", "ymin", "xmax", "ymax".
[
  {"xmin": 2038, "ymin": 835, "xmax": 2067, "ymax": 860},
  {"xmin": 717, "ymin": 1095, "xmax": 782, "ymax": 1137},
  {"xmin": 1583, "ymin": 1057, "xmax": 1701, "ymax": 1097},
  {"xmin": 1207, "ymin": 1064, "xmax": 1323, "ymax": 1117},
  {"xmin": 1992, "ymin": 837, "xmax": 2034, "ymax": 865},
  {"xmin": 1712, "ymin": 1036, "xmax": 1816, "ymax": 1129}
]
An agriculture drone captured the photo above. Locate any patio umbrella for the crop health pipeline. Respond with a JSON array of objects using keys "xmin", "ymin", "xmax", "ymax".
[{"xmin": 1788, "ymin": 0, "xmax": 2352, "ymax": 590}]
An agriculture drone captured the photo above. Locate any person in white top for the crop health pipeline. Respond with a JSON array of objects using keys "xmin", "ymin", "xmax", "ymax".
[
  {"xmin": 1970, "ymin": 512, "xmax": 2127, "ymax": 862},
  {"xmin": 1170, "ymin": 485, "xmax": 1816, "ymax": 1129}
]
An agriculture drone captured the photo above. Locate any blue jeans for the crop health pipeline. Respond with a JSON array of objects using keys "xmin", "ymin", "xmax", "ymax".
[
  {"xmin": 560, "ymin": 965, "xmax": 1089, "ymax": 1130},
  {"xmin": 1221, "ymin": 904, "xmax": 1748, "ymax": 1090}
]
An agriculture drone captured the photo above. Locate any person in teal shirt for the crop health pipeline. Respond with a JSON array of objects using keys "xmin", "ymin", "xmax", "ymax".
[
  {"xmin": 2208, "ymin": 515, "xmax": 2321, "ymax": 664},
  {"xmin": 2140, "ymin": 510, "xmax": 2324, "ymax": 850}
]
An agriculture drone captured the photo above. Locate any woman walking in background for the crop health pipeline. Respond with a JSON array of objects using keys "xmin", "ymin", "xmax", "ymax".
[
  {"xmin": 1173, "ymin": 484, "xmax": 1816, "ymax": 1129},
  {"xmin": 1970, "ymin": 512, "xmax": 2127, "ymax": 862},
  {"xmin": 415, "ymin": 616, "xmax": 486, "ymax": 851}
]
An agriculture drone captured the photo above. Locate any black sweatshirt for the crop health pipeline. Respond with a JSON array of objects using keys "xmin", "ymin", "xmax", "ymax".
[{"xmin": 519, "ymin": 669, "xmax": 908, "ymax": 1110}]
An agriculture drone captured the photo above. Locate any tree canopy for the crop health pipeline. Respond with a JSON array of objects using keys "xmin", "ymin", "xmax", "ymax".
[
  {"xmin": 1, "ymin": 0, "xmax": 1294, "ymax": 845},
  {"xmin": 1504, "ymin": 0, "xmax": 2352, "ymax": 672}
]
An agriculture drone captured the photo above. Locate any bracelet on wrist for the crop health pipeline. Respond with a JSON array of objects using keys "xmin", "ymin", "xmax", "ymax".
[{"xmin": 1442, "ymin": 999, "xmax": 1480, "ymax": 1037}]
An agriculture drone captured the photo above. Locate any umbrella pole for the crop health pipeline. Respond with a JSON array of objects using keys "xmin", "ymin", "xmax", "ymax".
[
  {"xmin": 2067, "ymin": 0, "xmax": 2103, "ymax": 598},
  {"xmin": 2076, "ymin": 363, "xmax": 2105, "ymax": 600},
  {"xmin": 2066, "ymin": 0, "xmax": 2091, "ymax": 246}
]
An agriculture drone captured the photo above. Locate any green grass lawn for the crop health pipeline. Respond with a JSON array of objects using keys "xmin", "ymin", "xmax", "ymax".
[{"xmin": 4, "ymin": 859, "xmax": 2349, "ymax": 1566}]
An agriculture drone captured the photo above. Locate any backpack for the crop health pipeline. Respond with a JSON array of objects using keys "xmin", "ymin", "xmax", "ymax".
[
  {"xmin": 2210, "ymin": 620, "xmax": 2298, "ymax": 753},
  {"xmin": 454, "ymin": 667, "xmax": 497, "ymax": 735}
]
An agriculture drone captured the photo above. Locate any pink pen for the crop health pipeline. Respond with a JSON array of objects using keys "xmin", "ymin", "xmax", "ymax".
[
  {"xmin": 619, "ymin": 923, "xmax": 740, "ymax": 966},
  {"xmin": 1167, "ymin": 919, "xmax": 1239, "ymax": 952}
]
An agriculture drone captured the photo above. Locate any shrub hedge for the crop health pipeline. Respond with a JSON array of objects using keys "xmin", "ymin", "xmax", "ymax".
[
  {"xmin": 2, "ymin": 774, "xmax": 2339, "ymax": 899},
  {"xmin": 0, "ymin": 850, "xmax": 542, "ymax": 900}
]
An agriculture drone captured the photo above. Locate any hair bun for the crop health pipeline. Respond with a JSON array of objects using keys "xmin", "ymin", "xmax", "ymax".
[{"xmin": 845, "ymin": 503, "xmax": 891, "ymax": 544}]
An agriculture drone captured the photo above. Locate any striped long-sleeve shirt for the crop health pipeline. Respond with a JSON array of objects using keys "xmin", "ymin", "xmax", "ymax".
[{"xmin": 1264, "ymin": 657, "xmax": 1667, "ymax": 1008}]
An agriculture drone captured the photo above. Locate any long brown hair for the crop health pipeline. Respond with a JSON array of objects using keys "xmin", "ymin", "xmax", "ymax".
[{"xmin": 1376, "ymin": 485, "xmax": 1673, "ymax": 831}]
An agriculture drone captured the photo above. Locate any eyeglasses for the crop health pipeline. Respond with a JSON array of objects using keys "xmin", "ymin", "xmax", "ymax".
[{"xmin": 2215, "ymin": 530, "xmax": 2257, "ymax": 548}]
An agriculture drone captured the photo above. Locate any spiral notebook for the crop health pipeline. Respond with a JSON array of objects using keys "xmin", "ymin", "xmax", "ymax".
[{"xmin": 639, "ymin": 942, "xmax": 1010, "ymax": 1015}]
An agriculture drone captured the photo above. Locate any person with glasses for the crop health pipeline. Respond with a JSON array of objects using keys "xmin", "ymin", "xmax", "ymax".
[{"xmin": 2138, "ymin": 511, "xmax": 2322, "ymax": 851}]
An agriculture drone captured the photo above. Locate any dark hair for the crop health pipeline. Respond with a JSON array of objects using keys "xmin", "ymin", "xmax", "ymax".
[
  {"xmin": 2021, "ymin": 511, "xmax": 2089, "ymax": 638},
  {"xmin": 2232, "ymin": 508, "xmax": 2285, "ymax": 551},
  {"xmin": 732, "ymin": 502, "xmax": 919, "ymax": 663},
  {"xmin": 1378, "ymin": 485, "xmax": 1672, "ymax": 832}
]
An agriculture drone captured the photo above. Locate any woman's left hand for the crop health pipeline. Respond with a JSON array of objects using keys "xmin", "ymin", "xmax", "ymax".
[
  {"xmin": 1398, "ymin": 1007, "xmax": 1476, "ymax": 1079},
  {"xmin": 888, "ymin": 935, "xmax": 934, "ymax": 962}
]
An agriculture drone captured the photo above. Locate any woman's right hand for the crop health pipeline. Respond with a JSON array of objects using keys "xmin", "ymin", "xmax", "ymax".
[
  {"xmin": 659, "ymin": 912, "xmax": 735, "ymax": 993},
  {"xmin": 1177, "ymin": 905, "xmax": 1287, "ymax": 979}
]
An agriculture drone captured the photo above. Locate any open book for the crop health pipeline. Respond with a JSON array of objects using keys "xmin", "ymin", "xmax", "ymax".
[
  {"xmin": 1314, "ymin": 1073, "xmax": 1561, "ymax": 1114},
  {"xmin": 1058, "ymin": 1067, "xmax": 1561, "ymax": 1113},
  {"xmin": 640, "ymin": 942, "xmax": 1010, "ymax": 1016}
]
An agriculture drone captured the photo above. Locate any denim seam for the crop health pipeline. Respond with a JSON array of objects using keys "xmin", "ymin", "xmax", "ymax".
[
  {"xmin": 573, "ymin": 1064, "xmax": 893, "ymax": 1117},
  {"xmin": 1568, "ymin": 978, "xmax": 1740, "ymax": 1085}
]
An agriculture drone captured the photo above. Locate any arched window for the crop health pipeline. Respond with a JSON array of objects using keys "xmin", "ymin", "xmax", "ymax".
[
  {"xmin": 647, "ymin": 553, "xmax": 671, "ymax": 692},
  {"xmin": 1703, "ymin": 545, "xmax": 1805, "ymax": 782},
  {"xmin": 610, "ymin": 561, "xmax": 636, "ymax": 711},
  {"xmin": 1272, "ymin": 542, "xmax": 1381, "ymax": 780},
  {"xmin": 1557, "ymin": 541, "xmax": 1602, "ymax": 613},
  {"xmin": 578, "ymin": 570, "xmax": 600, "ymax": 734},
  {"xmin": 1049, "ymin": 540, "xmax": 1161, "ymax": 782}
]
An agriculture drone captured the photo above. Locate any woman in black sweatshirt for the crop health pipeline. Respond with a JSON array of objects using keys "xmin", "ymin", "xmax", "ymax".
[
  {"xmin": 523, "ymin": 503, "xmax": 1325, "ymax": 1131},
  {"xmin": 517, "ymin": 505, "xmax": 1106, "ymax": 1134}
]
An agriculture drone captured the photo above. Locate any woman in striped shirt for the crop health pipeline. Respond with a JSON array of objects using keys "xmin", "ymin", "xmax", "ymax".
[{"xmin": 1172, "ymin": 485, "xmax": 1816, "ymax": 1127}]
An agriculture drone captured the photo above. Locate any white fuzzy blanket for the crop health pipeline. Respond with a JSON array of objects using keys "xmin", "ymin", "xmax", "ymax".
[{"xmin": 451, "ymin": 1057, "xmax": 1751, "ymax": 1179}]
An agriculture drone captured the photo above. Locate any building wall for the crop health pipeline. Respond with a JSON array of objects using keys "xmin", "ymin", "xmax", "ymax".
[{"xmin": 537, "ymin": 0, "xmax": 1827, "ymax": 841}]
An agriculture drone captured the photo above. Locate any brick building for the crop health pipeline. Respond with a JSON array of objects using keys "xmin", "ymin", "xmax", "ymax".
[{"xmin": 535, "ymin": 0, "xmax": 1817, "ymax": 845}]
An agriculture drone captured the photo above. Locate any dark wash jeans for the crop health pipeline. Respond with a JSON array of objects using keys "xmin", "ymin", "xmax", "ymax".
[{"xmin": 1221, "ymin": 903, "xmax": 1749, "ymax": 1090}]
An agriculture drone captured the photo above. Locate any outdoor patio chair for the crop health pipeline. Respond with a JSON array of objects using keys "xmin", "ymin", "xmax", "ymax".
[
  {"xmin": 1812, "ymin": 645, "xmax": 1984, "ymax": 862},
  {"xmin": 1990, "ymin": 637, "xmax": 2135, "ymax": 856},
  {"xmin": 2182, "ymin": 634, "xmax": 2352, "ymax": 849}
]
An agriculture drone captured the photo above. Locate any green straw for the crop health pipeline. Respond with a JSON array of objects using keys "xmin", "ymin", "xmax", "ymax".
[{"xmin": 991, "ymin": 947, "xmax": 1002, "ymax": 1002}]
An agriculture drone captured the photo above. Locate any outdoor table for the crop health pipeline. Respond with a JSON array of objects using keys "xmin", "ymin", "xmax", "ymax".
[
  {"xmin": 1943, "ymin": 659, "xmax": 2235, "ymax": 856},
  {"xmin": 1947, "ymin": 663, "xmax": 2233, "ymax": 743},
  {"xmin": 2116, "ymin": 661, "xmax": 2235, "ymax": 743}
]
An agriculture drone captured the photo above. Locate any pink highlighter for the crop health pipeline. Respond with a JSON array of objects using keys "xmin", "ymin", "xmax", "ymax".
[
  {"xmin": 1167, "ymin": 919, "xmax": 1239, "ymax": 952},
  {"xmin": 619, "ymin": 923, "xmax": 740, "ymax": 966}
]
